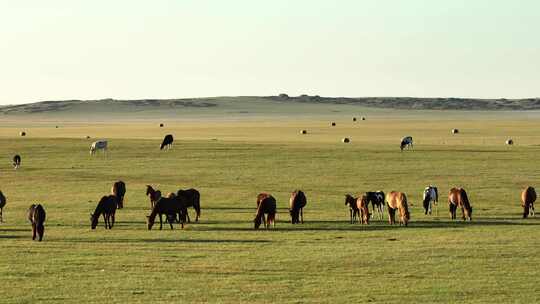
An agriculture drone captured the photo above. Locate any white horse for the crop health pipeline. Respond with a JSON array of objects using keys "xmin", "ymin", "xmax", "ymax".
[
  {"xmin": 423, "ymin": 186, "xmax": 438, "ymax": 215},
  {"xmin": 90, "ymin": 140, "xmax": 108, "ymax": 155}
]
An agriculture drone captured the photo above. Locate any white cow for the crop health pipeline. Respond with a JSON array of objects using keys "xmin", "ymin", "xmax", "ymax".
[{"xmin": 90, "ymin": 140, "xmax": 108, "ymax": 155}]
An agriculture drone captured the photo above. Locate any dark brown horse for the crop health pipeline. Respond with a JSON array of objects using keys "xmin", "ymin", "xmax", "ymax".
[
  {"xmin": 112, "ymin": 181, "xmax": 126, "ymax": 209},
  {"xmin": 176, "ymin": 188, "xmax": 201, "ymax": 222},
  {"xmin": 448, "ymin": 188, "xmax": 473, "ymax": 221},
  {"xmin": 521, "ymin": 186, "xmax": 536, "ymax": 218},
  {"xmin": 146, "ymin": 195, "xmax": 187, "ymax": 230},
  {"xmin": 28, "ymin": 204, "xmax": 46, "ymax": 241},
  {"xmin": 386, "ymin": 191, "xmax": 410, "ymax": 226},
  {"xmin": 0, "ymin": 190, "xmax": 6, "ymax": 223},
  {"xmin": 289, "ymin": 190, "xmax": 307, "ymax": 224},
  {"xmin": 254, "ymin": 193, "xmax": 276, "ymax": 229},
  {"xmin": 146, "ymin": 185, "xmax": 162, "ymax": 209},
  {"xmin": 91, "ymin": 195, "xmax": 118, "ymax": 229},
  {"xmin": 345, "ymin": 194, "xmax": 360, "ymax": 224}
]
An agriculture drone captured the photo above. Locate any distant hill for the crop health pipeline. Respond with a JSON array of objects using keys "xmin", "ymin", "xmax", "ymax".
[{"xmin": 1, "ymin": 96, "xmax": 539, "ymax": 117}]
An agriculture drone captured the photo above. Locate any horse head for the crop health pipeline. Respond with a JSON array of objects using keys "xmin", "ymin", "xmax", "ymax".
[
  {"xmin": 253, "ymin": 215, "xmax": 262, "ymax": 229},
  {"xmin": 90, "ymin": 213, "xmax": 98, "ymax": 229}
]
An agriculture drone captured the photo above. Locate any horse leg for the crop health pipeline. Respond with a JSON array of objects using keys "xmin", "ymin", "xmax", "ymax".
[
  {"xmin": 111, "ymin": 213, "xmax": 115, "ymax": 229},
  {"xmin": 531, "ymin": 203, "xmax": 535, "ymax": 216},
  {"xmin": 300, "ymin": 208, "xmax": 304, "ymax": 224},
  {"xmin": 38, "ymin": 224, "xmax": 44, "ymax": 241},
  {"xmin": 103, "ymin": 214, "xmax": 108, "ymax": 229},
  {"xmin": 349, "ymin": 209, "xmax": 353, "ymax": 224},
  {"xmin": 32, "ymin": 223, "xmax": 37, "ymax": 240},
  {"xmin": 159, "ymin": 214, "xmax": 163, "ymax": 230},
  {"xmin": 0, "ymin": 208, "xmax": 2, "ymax": 222}
]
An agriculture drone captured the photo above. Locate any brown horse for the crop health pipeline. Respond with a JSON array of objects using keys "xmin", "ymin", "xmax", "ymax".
[
  {"xmin": 448, "ymin": 188, "xmax": 473, "ymax": 221},
  {"xmin": 28, "ymin": 204, "xmax": 46, "ymax": 241},
  {"xmin": 146, "ymin": 185, "xmax": 162, "ymax": 209},
  {"xmin": 90, "ymin": 195, "xmax": 118, "ymax": 229},
  {"xmin": 289, "ymin": 190, "xmax": 307, "ymax": 224},
  {"xmin": 254, "ymin": 193, "xmax": 276, "ymax": 229},
  {"xmin": 345, "ymin": 194, "xmax": 360, "ymax": 224},
  {"xmin": 386, "ymin": 191, "xmax": 410, "ymax": 226},
  {"xmin": 176, "ymin": 188, "xmax": 201, "ymax": 222},
  {"xmin": 146, "ymin": 195, "xmax": 187, "ymax": 230},
  {"xmin": 0, "ymin": 190, "xmax": 6, "ymax": 223},
  {"xmin": 521, "ymin": 186, "xmax": 536, "ymax": 218},
  {"xmin": 111, "ymin": 181, "xmax": 126, "ymax": 209},
  {"xmin": 357, "ymin": 195, "xmax": 370, "ymax": 224}
]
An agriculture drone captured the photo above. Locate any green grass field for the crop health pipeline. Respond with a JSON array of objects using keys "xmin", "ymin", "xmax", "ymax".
[{"xmin": 1, "ymin": 108, "xmax": 539, "ymax": 303}]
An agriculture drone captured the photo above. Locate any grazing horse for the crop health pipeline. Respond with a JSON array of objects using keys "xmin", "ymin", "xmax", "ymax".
[
  {"xmin": 254, "ymin": 193, "xmax": 276, "ymax": 229},
  {"xmin": 521, "ymin": 186, "xmax": 536, "ymax": 218},
  {"xmin": 160, "ymin": 134, "xmax": 174, "ymax": 150},
  {"xmin": 28, "ymin": 204, "xmax": 46, "ymax": 241},
  {"xmin": 448, "ymin": 188, "xmax": 473, "ymax": 221},
  {"xmin": 12, "ymin": 154, "xmax": 21, "ymax": 169},
  {"xmin": 365, "ymin": 191, "xmax": 385, "ymax": 220},
  {"xmin": 289, "ymin": 190, "xmax": 307, "ymax": 224},
  {"xmin": 176, "ymin": 188, "xmax": 201, "ymax": 222},
  {"xmin": 0, "ymin": 190, "xmax": 6, "ymax": 222},
  {"xmin": 357, "ymin": 195, "xmax": 370, "ymax": 224},
  {"xmin": 423, "ymin": 186, "xmax": 439, "ymax": 215},
  {"xmin": 386, "ymin": 191, "xmax": 410, "ymax": 226},
  {"xmin": 111, "ymin": 181, "xmax": 126, "ymax": 209},
  {"xmin": 146, "ymin": 185, "xmax": 162, "ymax": 209},
  {"xmin": 146, "ymin": 196, "xmax": 187, "ymax": 230},
  {"xmin": 400, "ymin": 136, "xmax": 413, "ymax": 151},
  {"xmin": 90, "ymin": 195, "xmax": 118, "ymax": 229},
  {"xmin": 345, "ymin": 194, "xmax": 360, "ymax": 224},
  {"xmin": 90, "ymin": 140, "xmax": 108, "ymax": 155}
]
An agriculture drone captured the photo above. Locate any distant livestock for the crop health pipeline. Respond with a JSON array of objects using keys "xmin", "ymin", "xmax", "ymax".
[
  {"xmin": 400, "ymin": 136, "xmax": 413, "ymax": 151},
  {"xmin": 254, "ymin": 193, "xmax": 276, "ymax": 229},
  {"xmin": 521, "ymin": 186, "xmax": 536, "ymax": 218},
  {"xmin": 176, "ymin": 188, "xmax": 201, "ymax": 222},
  {"xmin": 112, "ymin": 181, "xmax": 126, "ymax": 209},
  {"xmin": 90, "ymin": 195, "xmax": 117, "ymax": 229},
  {"xmin": 20, "ymin": 131, "xmax": 26, "ymax": 137},
  {"xmin": 365, "ymin": 191, "xmax": 385, "ymax": 220},
  {"xmin": 361, "ymin": 117, "xmax": 366, "ymax": 121},
  {"xmin": 352, "ymin": 117, "xmax": 357, "ymax": 122},
  {"xmin": 160, "ymin": 134, "xmax": 174, "ymax": 150},
  {"xmin": 159, "ymin": 123, "xmax": 164, "ymax": 127},
  {"xmin": 289, "ymin": 190, "xmax": 307, "ymax": 224},
  {"xmin": 342, "ymin": 138, "xmax": 350, "ymax": 143},
  {"xmin": 28, "ymin": 204, "xmax": 46, "ymax": 241},
  {"xmin": 386, "ymin": 191, "xmax": 410, "ymax": 226},
  {"xmin": 452, "ymin": 129, "xmax": 459, "ymax": 134},
  {"xmin": 448, "ymin": 188, "xmax": 473, "ymax": 221},
  {"xmin": 506, "ymin": 139, "xmax": 514, "ymax": 145},
  {"xmin": 300, "ymin": 130, "xmax": 307, "ymax": 134},
  {"xmin": 0, "ymin": 190, "xmax": 6, "ymax": 222},
  {"xmin": 331, "ymin": 122, "xmax": 336, "ymax": 126},
  {"xmin": 146, "ymin": 195, "xmax": 187, "ymax": 230},
  {"xmin": 344, "ymin": 194, "xmax": 360, "ymax": 224},
  {"xmin": 423, "ymin": 186, "xmax": 439, "ymax": 215},
  {"xmin": 90, "ymin": 140, "xmax": 108, "ymax": 155},
  {"xmin": 12, "ymin": 155, "xmax": 21, "ymax": 169}
]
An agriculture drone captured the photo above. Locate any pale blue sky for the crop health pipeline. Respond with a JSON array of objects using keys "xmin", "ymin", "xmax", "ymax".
[{"xmin": 1, "ymin": 0, "xmax": 538, "ymax": 104}]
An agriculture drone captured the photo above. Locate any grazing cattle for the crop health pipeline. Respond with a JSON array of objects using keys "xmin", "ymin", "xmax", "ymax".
[
  {"xmin": 506, "ymin": 139, "xmax": 514, "ymax": 145},
  {"xmin": 146, "ymin": 196, "xmax": 187, "ymax": 230},
  {"xmin": 177, "ymin": 188, "xmax": 201, "ymax": 222},
  {"xmin": 160, "ymin": 134, "xmax": 174, "ymax": 150},
  {"xmin": 400, "ymin": 136, "xmax": 413, "ymax": 151},
  {"xmin": 12, "ymin": 155, "xmax": 21, "ymax": 169},
  {"xmin": 300, "ymin": 130, "xmax": 307, "ymax": 134},
  {"xmin": 90, "ymin": 195, "xmax": 118, "ymax": 229},
  {"xmin": 90, "ymin": 140, "xmax": 108, "ymax": 155},
  {"xmin": 111, "ymin": 181, "xmax": 126, "ymax": 209},
  {"xmin": 254, "ymin": 193, "xmax": 276, "ymax": 229},
  {"xmin": 20, "ymin": 131, "xmax": 26, "ymax": 137},
  {"xmin": 452, "ymin": 129, "xmax": 459, "ymax": 134},
  {"xmin": 386, "ymin": 191, "xmax": 410, "ymax": 226},
  {"xmin": 28, "ymin": 204, "xmax": 46, "ymax": 241},
  {"xmin": 357, "ymin": 195, "xmax": 370, "ymax": 224},
  {"xmin": 365, "ymin": 191, "xmax": 385, "ymax": 220},
  {"xmin": 521, "ymin": 186, "xmax": 536, "ymax": 218},
  {"xmin": 289, "ymin": 190, "xmax": 307, "ymax": 224},
  {"xmin": 423, "ymin": 186, "xmax": 439, "ymax": 215},
  {"xmin": 0, "ymin": 190, "xmax": 6, "ymax": 222},
  {"xmin": 342, "ymin": 138, "xmax": 350, "ymax": 143},
  {"xmin": 146, "ymin": 185, "xmax": 162, "ymax": 209},
  {"xmin": 448, "ymin": 188, "xmax": 473, "ymax": 221},
  {"xmin": 345, "ymin": 194, "xmax": 360, "ymax": 224}
]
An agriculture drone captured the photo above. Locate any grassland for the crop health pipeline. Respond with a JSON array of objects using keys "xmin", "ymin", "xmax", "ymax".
[{"xmin": 0, "ymin": 105, "xmax": 539, "ymax": 303}]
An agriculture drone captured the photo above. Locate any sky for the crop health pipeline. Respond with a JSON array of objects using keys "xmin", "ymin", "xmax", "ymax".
[{"xmin": 0, "ymin": 0, "xmax": 539, "ymax": 104}]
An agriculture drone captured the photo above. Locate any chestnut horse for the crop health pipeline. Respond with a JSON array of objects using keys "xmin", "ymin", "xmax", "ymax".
[
  {"xmin": 357, "ymin": 195, "xmax": 370, "ymax": 224},
  {"xmin": 90, "ymin": 195, "xmax": 118, "ymax": 229},
  {"xmin": 112, "ymin": 181, "xmax": 126, "ymax": 209},
  {"xmin": 521, "ymin": 186, "xmax": 536, "ymax": 218},
  {"xmin": 146, "ymin": 185, "xmax": 162, "ymax": 209},
  {"xmin": 254, "ymin": 193, "xmax": 276, "ymax": 229},
  {"xmin": 345, "ymin": 194, "xmax": 360, "ymax": 224},
  {"xmin": 289, "ymin": 190, "xmax": 307, "ymax": 224},
  {"xmin": 386, "ymin": 191, "xmax": 410, "ymax": 226},
  {"xmin": 0, "ymin": 190, "xmax": 6, "ymax": 223},
  {"xmin": 448, "ymin": 188, "xmax": 473, "ymax": 221},
  {"xmin": 28, "ymin": 204, "xmax": 46, "ymax": 241}
]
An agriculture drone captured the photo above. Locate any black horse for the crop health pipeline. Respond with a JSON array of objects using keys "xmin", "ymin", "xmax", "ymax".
[
  {"xmin": 28, "ymin": 204, "xmax": 46, "ymax": 241},
  {"xmin": 90, "ymin": 195, "xmax": 118, "ymax": 229},
  {"xmin": 160, "ymin": 134, "xmax": 174, "ymax": 150},
  {"xmin": 13, "ymin": 155, "xmax": 21, "ymax": 169},
  {"xmin": 176, "ymin": 188, "xmax": 201, "ymax": 222},
  {"xmin": 112, "ymin": 181, "xmax": 126, "ymax": 209}
]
